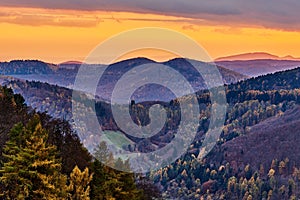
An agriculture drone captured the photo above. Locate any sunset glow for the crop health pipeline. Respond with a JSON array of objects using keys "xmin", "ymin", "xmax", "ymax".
[{"xmin": 1, "ymin": 6, "xmax": 300, "ymax": 63}]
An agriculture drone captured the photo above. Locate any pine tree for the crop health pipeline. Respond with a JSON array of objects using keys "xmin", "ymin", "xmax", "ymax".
[
  {"xmin": 90, "ymin": 141, "xmax": 143, "ymax": 200},
  {"xmin": 0, "ymin": 115, "xmax": 68, "ymax": 199},
  {"xmin": 0, "ymin": 120, "xmax": 36, "ymax": 199},
  {"xmin": 93, "ymin": 141, "xmax": 110, "ymax": 165},
  {"xmin": 26, "ymin": 122, "xmax": 67, "ymax": 199},
  {"xmin": 0, "ymin": 139, "xmax": 30, "ymax": 199},
  {"xmin": 89, "ymin": 159, "xmax": 107, "ymax": 199},
  {"xmin": 67, "ymin": 165, "xmax": 93, "ymax": 200}
]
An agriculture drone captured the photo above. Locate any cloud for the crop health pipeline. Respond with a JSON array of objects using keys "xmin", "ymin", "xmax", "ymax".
[
  {"xmin": 182, "ymin": 24, "xmax": 200, "ymax": 31},
  {"xmin": 1, "ymin": 0, "xmax": 300, "ymax": 30},
  {"xmin": 0, "ymin": 9, "xmax": 102, "ymax": 27},
  {"xmin": 0, "ymin": 6, "xmax": 196, "ymax": 27}
]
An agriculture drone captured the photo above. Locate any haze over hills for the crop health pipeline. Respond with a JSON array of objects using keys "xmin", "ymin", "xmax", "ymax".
[
  {"xmin": 59, "ymin": 61, "xmax": 83, "ymax": 65},
  {"xmin": 215, "ymin": 52, "xmax": 300, "ymax": 61},
  {"xmin": 3, "ymin": 57, "xmax": 300, "ymax": 100},
  {"xmin": 0, "ymin": 58, "xmax": 247, "ymax": 102},
  {"xmin": 59, "ymin": 53, "xmax": 300, "ymax": 78},
  {"xmin": 97, "ymin": 57, "xmax": 246, "ymax": 102},
  {"xmin": 2, "ymin": 63, "xmax": 300, "ymax": 150},
  {"xmin": 213, "ymin": 52, "xmax": 300, "ymax": 77},
  {"xmin": 216, "ymin": 59, "xmax": 300, "ymax": 77}
]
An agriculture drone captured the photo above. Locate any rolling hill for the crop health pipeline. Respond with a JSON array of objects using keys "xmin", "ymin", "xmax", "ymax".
[
  {"xmin": 2, "ymin": 58, "xmax": 300, "ymax": 199},
  {"xmin": 216, "ymin": 59, "xmax": 300, "ymax": 77},
  {"xmin": 215, "ymin": 52, "xmax": 300, "ymax": 61},
  {"xmin": 209, "ymin": 106, "xmax": 300, "ymax": 170},
  {"xmin": 0, "ymin": 58, "xmax": 247, "ymax": 102}
]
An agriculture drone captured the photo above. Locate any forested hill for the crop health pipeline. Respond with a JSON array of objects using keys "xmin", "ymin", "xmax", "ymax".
[
  {"xmin": 227, "ymin": 65, "xmax": 300, "ymax": 92},
  {"xmin": 0, "ymin": 86, "xmax": 91, "ymax": 174},
  {"xmin": 1, "ymin": 63, "xmax": 300, "ymax": 199},
  {"xmin": 0, "ymin": 58, "xmax": 247, "ymax": 103},
  {"xmin": 216, "ymin": 59, "xmax": 300, "ymax": 77},
  {"xmin": 148, "ymin": 66, "xmax": 300, "ymax": 199},
  {"xmin": 0, "ymin": 85, "xmax": 159, "ymax": 199},
  {"xmin": 210, "ymin": 105, "xmax": 300, "ymax": 170},
  {"xmin": 0, "ymin": 60, "xmax": 58, "ymax": 74},
  {"xmin": 2, "ymin": 66, "xmax": 300, "ymax": 150}
]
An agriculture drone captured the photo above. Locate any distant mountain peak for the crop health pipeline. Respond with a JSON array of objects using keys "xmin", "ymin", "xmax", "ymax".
[
  {"xmin": 215, "ymin": 52, "xmax": 300, "ymax": 61},
  {"xmin": 116, "ymin": 57, "xmax": 155, "ymax": 63},
  {"xmin": 0, "ymin": 59, "xmax": 59, "ymax": 74},
  {"xmin": 59, "ymin": 61, "xmax": 83, "ymax": 65},
  {"xmin": 109, "ymin": 57, "xmax": 156, "ymax": 67}
]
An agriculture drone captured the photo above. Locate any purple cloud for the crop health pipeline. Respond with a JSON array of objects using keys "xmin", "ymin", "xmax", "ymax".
[{"xmin": 0, "ymin": 0, "xmax": 300, "ymax": 30}]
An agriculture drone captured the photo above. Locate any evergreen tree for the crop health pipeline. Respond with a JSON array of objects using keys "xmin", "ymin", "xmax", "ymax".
[
  {"xmin": 0, "ymin": 115, "xmax": 67, "ymax": 199},
  {"xmin": 67, "ymin": 165, "xmax": 93, "ymax": 200},
  {"xmin": 90, "ymin": 141, "xmax": 143, "ymax": 200},
  {"xmin": 0, "ymin": 139, "xmax": 29, "ymax": 199},
  {"xmin": 89, "ymin": 159, "xmax": 107, "ymax": 200}
]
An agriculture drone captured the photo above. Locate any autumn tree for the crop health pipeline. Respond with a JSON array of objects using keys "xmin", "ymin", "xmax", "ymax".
[
  {"xmin": 67, "ymin": 165, "xmax": 93, "ymax": 200},
  {"xmin": 0, "ymin": 115, "xmax": 67, "ymax": 199}
]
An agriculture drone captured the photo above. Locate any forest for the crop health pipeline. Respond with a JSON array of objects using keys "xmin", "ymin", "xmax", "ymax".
[
  {"xmin": 1, "ymin": 66, "xmax": 300, "ymax": 199},
  {"xmin": 0, "ymin": 86, "xmax": 159, "ymax": 199}
]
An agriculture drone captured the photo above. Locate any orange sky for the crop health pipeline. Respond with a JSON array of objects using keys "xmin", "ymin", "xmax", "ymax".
[{"xmin": 1, "ymin": 6, "xmax": 300, "ymax": 64}]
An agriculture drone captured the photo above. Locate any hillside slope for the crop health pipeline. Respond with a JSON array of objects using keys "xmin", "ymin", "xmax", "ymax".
[
  {"xmin": 210, "ymin": 106, "xmax": 300, "ymax": 171},
  {"xmin": 216, "ymin": 59, "xmax": 300, "ymax": 77}
]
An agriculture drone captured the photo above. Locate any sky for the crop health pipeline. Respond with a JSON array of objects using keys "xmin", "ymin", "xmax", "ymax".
[{"xmin": 1, "ymin": 1, "xmax": 300, "ymax": 64}]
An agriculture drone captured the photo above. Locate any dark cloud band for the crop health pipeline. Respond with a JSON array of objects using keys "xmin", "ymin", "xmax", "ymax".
[{"xmin": 0, "ymin": 0, "xmax": 299, "ymax": 30}]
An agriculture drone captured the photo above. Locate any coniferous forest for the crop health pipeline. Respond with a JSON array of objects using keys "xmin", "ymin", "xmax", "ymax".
[{"xmin": 0, "ymin": 86, "xmax": 160, "ymax": 199}]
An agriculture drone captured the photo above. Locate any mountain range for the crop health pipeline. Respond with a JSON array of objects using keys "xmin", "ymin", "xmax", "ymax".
[
  {"xmin": 216, "ymin": 59, "xmax": 300, "ymax": 77},
  {"xmin": 0, "ymin": 58, "xmax": 247, "ymax": 102},
  {"xmin": 215, "ymin": 52, "xmax": 300, "ymax": 61},
  {"xmin": 1, "ymin": 55, "xmax": 300, "ymax": 198}
]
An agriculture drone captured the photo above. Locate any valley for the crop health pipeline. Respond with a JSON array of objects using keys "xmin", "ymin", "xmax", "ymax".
[{"xmin": 0, "ymin": 57, "xmax": 300, "ymax": 199}]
